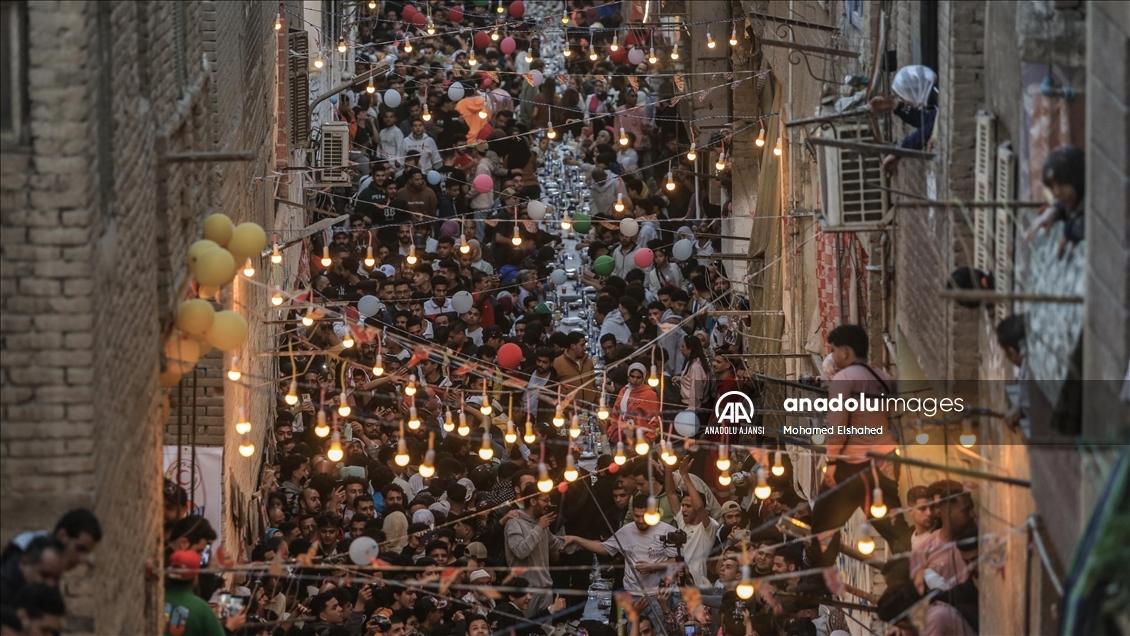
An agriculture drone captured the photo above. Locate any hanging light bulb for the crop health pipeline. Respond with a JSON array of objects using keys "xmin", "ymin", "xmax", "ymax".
[
  {"xmin": 610, "ymin": 34, "xmax": 619, "ymax": 52},
  {"xmin": 754, "ymin": 468, "xmax": 771, "ymax": 500},
  {"xmin": 314, "ymin": 53, "xmax": 324, "ymax": 69},
  {"xmin": 419, "ymin": 449, "xmax": 436, "ymax": 478},
  {"xmin": 320, "ymin": 245, "xmax": 332, "ymax": 267},
  {"xmin": 562, "ymin": 11, "xmax": 570, "ymax": 24},
  {"xmin": 426, "ymin": 19, "xmax": 435, "ymax": 35},
  {"xmin": 736, "ymin": 566, "xmax": 755, "ymax": 599},
  {"xmin": 479, "ymin": 432, "xmax": 494, "ymax": 460},
  {"xmin": 523, "ymin": 419, "xmax": 536, "ymax": 444},
  {"xmin": 662, "ymin": 441, "xmax": 678, "ymax": 466},
  {"xmin": 659, "ymin": 442, "xmax": 673, "ymax": 466},
  {"xmin": 561, "ymin": 212, "xmax": 572, "ymax": 231},
  {"xmin": 478, "ymin": 104, "xmax": 489, "ymax": 119},
  {"xmin": 524, "ymin": 48, "xmax": 533, "ymax": 63},
  {"xmin": 366, "ymin": 77, "xmax": 376, "ymax": 94},
  {"xmin": 372, "ymin": 354, "xmax": 384, "ymax": 377},
  {"xmin": 857, "ymin": 522, "xmax": 876, "ymax": 555},
  {"xmin": 270, "ymin": 243, "xmax": 283, "ymax": 264},
  {"xmin": 552, "ymin": 406, "xmax": 565, "ymax": 428},
  {"xmin": 511, "ymin": 225, "xmax": 522, "ymax": 246},
  {"xmin": 589, "ymin": 44, "xmax": 598, "ymax": 61},
  {"xmin": 284, "ymin": 380, "xmax": 299, "ymax": 405},
  {"xmin": 960, "ymin": 419, "xmax": 976, "ymax": 447},
  {"xmin": 403, "ymin": 39, "xmax": 413, "ymax": 54},
  {"xmin": 563, "ymin": 46, "xmax": 572, "ymax": 58},
  {"xmin": 239, "ymin": 434, "xmax": 256, "ymax": 457},
  {"xmin": 271, "ymin": 289, "xmax": 284, "ymax": 306},
  {"xmin": 363, "ymin": 246, "xmax": 376, "ymax": 268},
  {"xmin": 773, "ymin": 135, "xmax": 783, "ymax": 156},
  {"xmin": 614, "ymin": 441, "xmax": 627, "ymax": 465},
  {"xmin": 496, "ymin": 2, "xmax": 504, "ymax": 14},
  {"xmin": 341, "ymin": 330, "xmax": 355, "ymax": 349},
  {"xmin": 537, "ymin": 463, "xmax": 554, "ymax": 492},
  {"xmin": 569, "ymin": 415, "xmax": 581, "ymax": 439},
  {"xmin": 394, "ymin": 438, "xmax": 410, "ymax": 466},
  {"xmin": 686, "ymin": 143, "xmax": 697, "ymax": 162},
  {"xmin": 240, "ymin": 257, "xmax": 255, "ymax": 278},
  {"xmin": 368, "ymin": 0, "xmax": 376, "ymax": 8},
  {"xmin": 459, "ymin": 234, "xmax": 471, "ymax": 254},
  {"xmin": 443, "ymin": 410, "xmax": 455, "ymax": 433},
  {"xmin": 870, "ymin": 487, "xmax": 887, "ymax": 519},
  {"xmin": 407, "ymin": 406, "xmax": 420, "ymax": 430},
  {"xmin": 614, "ymin": 193, "xmax": 625, "ymax": 212},
  {"xmin": 564, "ymin": 454, "xmax": 578, "ymax": 482},
  {"xmin": 338, "ymin": 398, "xmax": 351, "ymax": 418},
  {"xmin": 337, "ymin": 38, "xmax": 347, "ymax": 54},
  {"xmin": 772, "ymin": 451, "xmax": 785, "ymax": 476},
  {"xmin": 670, "ymin": 43, "xmax": 680, "ymax": 60},
  {"xmin": 619, "ymin": 127, "xmax": 629, "ymax": 147},
  {"xmin": 729, "ymin": 25, "xmax": 739, "ymax": 46},
  {"xmin": 301, "ymin": 310, "xmax": 315, "ymax": 327},
  {"xmin": 405, "ymin": 375, "xmax": 417, "ymax": 397},
  {"xmin": 634, "ymin": 429, "xmax": 650, "ymax": 455},
  {"xmin": 706, "ymin": 31, "xmax": 715, "ymax": 49},
  {"xmin": 648, "ymin": 47, "xmax": 658, "ymax": 64},
  {"xmin": 327, "ymin": 432, "xmax": 344, "ymax": 462},
  {"xmin": 716, "ymin": 446, "xmax": 731, "ymax": 472},
  {"xmin": 546, "ymin": 125, "xmax": 557, "ymax": 140},
  {"xmin": 314, "ymin": 411, "xmax": 330, "ymax": 437},
  {"xmin": 457, "ymin": 411, "xmax": 471, "ymax": 437},
  {"xmin": 812, "ymin": 432, "xmax": 826, "ymax": 445},
  {"xmin": 491, "ymin": 29, "xmax": 500, "ymax": 42},
  {"xmin": 915, "ymin": 422, "xmax": 929, "ymax": 445},
  {"xmin": 644, "ymin": 496, "xmax": 661, "ymax": 526},
  {"xmin": 406, "ymin": 244, "xmax": 417, "ymax": 264},
  {"xmin": 597, "ymin": 396, "xmax": 610, "ymax": 421},
  {"xmin": 480, "ymin": 390, "xmax": 493, "ymax": 415},
  {"xmin": 718, "ymin": 468, "xmax": 732, "ymax": 486},
  {"xmin": 468, "ymin": 49, "xmax": 478, "ymax": 66},
  {"xmin": 227, "ymin": 356, "xmax": 242, "ymax": 381},
  {"xmin": 236, "ymin": 407, "xmax": 251, "ymax": 435},
  {"xmin": 505, "ymin": 419, "xmax": 518, "ymax": 444},
  {"xmin": 716, "ymin": 152, "xmax": 726, "ymax": 171},
  {"xmin": 755, "ymin": 126, "xmax": 766, "ymax": 147},
  {"xmin": 648, "ymin": 365, "xmax": 660, "ymax": 387},
  {"xmin": 274, "ymin": 12, "xmax": 282, "ymax": 31}
]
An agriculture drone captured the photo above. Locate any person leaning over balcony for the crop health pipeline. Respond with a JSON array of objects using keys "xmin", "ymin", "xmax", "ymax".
[
  {"xmin": 809, "ymin": 324, "xmax": 909, "ymax": 565},
  {"xmin": 1024, "ymin": 145, "xmax": 1086, "ymax": 260}
]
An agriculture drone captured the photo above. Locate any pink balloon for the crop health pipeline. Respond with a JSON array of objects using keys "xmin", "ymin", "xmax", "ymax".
[
  {"xmin": 498, "ymin": 343, "xmax": 523, "ymax": 368},
  {"xmin": 500, "ymin": 37, "xmax": 516, "ymax": 55},
  {"xmin": 509, "ymin": 0, "xmax": 525, "ymax": 18},
  {"xmin": 474, "ymin": 31, "xmax": 491, "ymax": 50},
  {"xmin": 473, "ymin": 174, "xmax": 494, "ymax": 194},
  {"xmin": 448, "ymin": 5, "xmax": 463, "ymax": 23},
  {"xmin": 634, "ymin": 248, "xmax": 654, "ymax": 269}
]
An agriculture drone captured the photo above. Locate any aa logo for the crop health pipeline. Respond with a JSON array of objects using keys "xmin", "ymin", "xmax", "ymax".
[{"xmin": 715, "ymin": 391, "xmax": 756, "ymax": 424}]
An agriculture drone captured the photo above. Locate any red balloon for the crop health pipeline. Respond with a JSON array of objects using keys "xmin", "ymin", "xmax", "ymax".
[
  {"xmin": 402, "ymin": 4, "xmax": 417, "ymax": 19},
  {"xmin": 608, "ymin": 463, "xmax": 619, "ymax": 474},
  {"xmin": 448, "ymin": 5, "xmax": 463, "ymax": 23},
  {"xmin": 500, "ymin": 36, "xmax": 516, "ymax": 55},
  {"xmin": 634, "ymin": 247, "xmax": 654, "ymax": 269},
  {"xmin": 610, "ymin": 46, "xmax": 627, "ymax": 63},
  {"xmin": 625, "ymin": 31, "xmax": 639, "ymax": 47},
  {"xmin": 498, "ymin": 342, "xmax": 523, "ymax": 368},
  {"xmin": 557, "ymin": 481, "xmax": 569, "ymax": 493},
  {"xmin": 509, "ymin": 0, "xmax": 525, "ymax": 18},
  {"xmin": 411, "ymin": 12, "xmax": 426, "ymax": 26},
  {"xmin": 474, "ymin": 31, "xmax": 491, "ymax": 50}
]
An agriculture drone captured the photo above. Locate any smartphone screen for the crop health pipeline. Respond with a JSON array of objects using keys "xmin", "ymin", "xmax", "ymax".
[
  {"xmin": 684, "ymin": 625, "xmax": 695, "ymax": 636},
  {"xmin": 344, "ymin": 423, "xmax": 353, "ymax": 441},
  {"xmin": 228, "ymin": 596, "xmax": 245, "ymax": 617}
]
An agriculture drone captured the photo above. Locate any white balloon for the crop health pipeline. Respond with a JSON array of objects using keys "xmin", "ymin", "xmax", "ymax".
[
  {"xmin": 550, "ymin": 269, "xmax": 568, "ymax": 286},
  {"xmin": 891, "ymin": 65, "xmax": 937, "ymax": 107},
  {"xmin": 526, "ymin": 200, "xmax": 547, "ymax": 220},
  {"xmin": 620, "ymin": 218, "xmax": 639, "ymax": 237},
  {"xmin": 530, "ymin": 69, "xmax": 544, "ymax": 87},
  {"xmin": 384, "ymin": 89, "xmax": 402, "ymax": 108},
  {"xmin": 348, "ymin": 536, "xmax": 380, "ymax": 565},
  {"xmin": 448, "ymin": 83, "xmax": 465, "ymax": 101},
  {"xmin": 358, "ymin": 295, "xmax": 382, "ymax": 317},
  {"xmin": 673, "ymin": 410, "xmax": 698, "ymax": 438},
  {"xmin": 451, "ymin": 290, "xmax": 474, "ymax": 314},
  {"xmin": 673, "ymin": 239, "xmax": 694, "ymax": 261},
  {"xmin": 628, "ymin": 47, "xmax": 646, "ymax": 65}
]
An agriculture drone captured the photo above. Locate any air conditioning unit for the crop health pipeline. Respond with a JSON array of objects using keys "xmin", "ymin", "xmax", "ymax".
[
  {"xmin": 815, "ymin": 123, "xmax": 892, "ymax": 231},
  {"xmin": 315, "ymin": 122, "xmax": 351, "ymax": 187}
]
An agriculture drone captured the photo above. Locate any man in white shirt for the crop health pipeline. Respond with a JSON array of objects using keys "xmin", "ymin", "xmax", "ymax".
[
  {"xmin": 378, "ymin": 110, "xmax": 405, "ymax": 162},
  {"xmin": 564, "ymin": 494, "xmax": 677, "ymax": 598},
  {"xmin": 423, "ymin": 275, "xmax": 453, "ymax": 316},
  {"xmin": 665, "ymin": 456, "xmax": 719, "ymax": 588},
  {"xmin": 396, "ymin": 118, "xmax": 441, "ymax": 172}
]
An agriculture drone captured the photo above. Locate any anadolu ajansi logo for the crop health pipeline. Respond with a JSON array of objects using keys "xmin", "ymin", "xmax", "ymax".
[{"xmin": 715, "ymin": 391, "xmax": 756, "ymax": 425}]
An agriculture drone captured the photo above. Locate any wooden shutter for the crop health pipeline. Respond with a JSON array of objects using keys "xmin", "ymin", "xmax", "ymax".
[
  {"xmin": 994, "ymin": 141, "xmax": 1016, "ymax": 321},
  {"xmin": 973, "ymin": 111, "xmax": 996, "ymax": 272},
  {"xmin": 287, "ymin": 30, "xmax": 310, "ymax": 149}
]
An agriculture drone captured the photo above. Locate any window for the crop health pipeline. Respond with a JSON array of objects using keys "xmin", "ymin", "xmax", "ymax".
[
  {"xmin": 846, "ymin": 0, "xmax": 863, "ymax": 30},
  {"xmin": 1, "ymin": 0, "xmax": 28, "ymax": 146}
]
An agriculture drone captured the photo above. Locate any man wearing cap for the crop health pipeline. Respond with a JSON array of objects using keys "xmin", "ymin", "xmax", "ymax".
[
  {"xmin": 164, "ymin": 550, "xmax": 230, "ymax": 636},
  {"xmin": 465, "ymin": 569, "xmax": 496, "ymax": 615}
]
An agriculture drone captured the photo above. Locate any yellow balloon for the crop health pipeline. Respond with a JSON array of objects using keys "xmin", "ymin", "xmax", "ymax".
[
  {"xmin": 197, "ymin": 285, "xmax": 220, "ymax": 299},
  {"xmin": 176, "ymin": 299, "xmax": 215, "ymax": 335},
  {"xmin": 203, "ymin": 214, "xmax": 234, "ymax": 247},
  {"xmin": 205, "ymin": 310, "xmax": 248, "ymax": 351},
  {"xmin": 165, "ymin": 334, "xmax": 201, "ymax": 374},
  {"xmin": 194, "ymin": 248, "xmax": 236, "ymax": 286},
  {"xmin": 187, "ymin": 240, "xmax": 220, "ymax": 271},
  {"xmin": 160, "ymin": 366, "xmax": 184, "ymax": 388},
  {"xmin": 192, "ymin": 334, "xmax": 214, "ymax": 358},
  {"xmin": 227, "ymin": 223, "xmax": 267, "ymax": 262}
]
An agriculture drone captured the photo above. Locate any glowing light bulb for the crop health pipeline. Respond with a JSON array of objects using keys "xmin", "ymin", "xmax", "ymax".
[
  {"xmin": 648, "ymin": 365, "xmax": 660, "ymax": 387},
  {"xmin": 552, "ymin": 407, "xmax": 565, "ymax": 428},
  {"xmin": 547, "ymin": 126, "xmax": 556, "ymax": 140},
  {"xmin": 670, "ymin": 43, "xmax": 679, "ymax": 60},
  {"xmin": 314, "ymin": 54, "xmax": 324, "ymax": 69},
  {"xmin": 241, "ymin": 257, "xmax": 255, "ymax": 278},
  {"xmin": 718, "ymin": 469, "xmax": 732, "ymax": 486},
  {"xmin": 524, "ymin": 48, "xmax": 533, "ymax": 63},
  {"xmin": 648, "ymin": 47, "xmax": 657, "ymax": 64},
  {"xmin": 480, "ymin": 394, "xmax": 492, "ymax": 416},
  {"xmin": 227, "ymin": 357, "xmax": 241, "ymax": 381},
  {"xmin": 523, "ymin": 420, "xmax": 536, "ymax": 444},
  {"xmin": 772, "ymin": 451, "xmax": 785, "ymax": 476},
  {"xmin": 270, "ymin": 243, "xmax": 282, "ymax": 264},
  {"xmin": 496, "ymin": 3, "xmax": 504, "ymax": 13},
  {"xmin": 236, "ymin": 408, "xmax": 251, "ymax": 435},
  {"xmin": 597, "ymin": 397, "xmax": 610, "ymax": 421},
  {"xmin": 443, "ymin": 410, "xmax": 455, "ymax": 433},
  {"xmin": 341, "ymin": 331, "xmax": 354, "ymax": 349},
  {"xmin": 619, "ymin": 127, "xmax": 629, "ymax": 147},
  {"xmin": 338, "ymin": 38, "xmax": 347, "ymax": 54},
  {"xmin": 407, "ymin": 406, "xmax": 420, "ymax": 430},
  {"xmin": 478, "ymin": 105, "xmax": 489, "ymax": 119},
  {"xmin": 716, "ymin": 448, "xmax": 731, "ymax": 472},
  {"xmin": 327, "ymin": 435, "xmax": 344, "ymax": 462},
  {"xmin": 238, "ymin": 435, "xmax": 256, "ymax": 457},
  {"xmin": 284, "ymin": 380, "xmax": 299, "ymax": 405},
  {"xmin": 562, "ymin": 12, "xmax": 570, "ymax": 24},
  {"xmin": 812, "ymin": 433, "xmax": 826, "ymax": 445},
  {"xmin": 563, "ymin": 46, "xmax": 572, "ymax": 57},
  {"xmin": 368, "ymin": 0, "xmax": 376, "ymax": 8},
  {"xmin": 394, "ymin": 438, "xmax": 410, "ymax": 466},
  {"xmin": 426, "ymin": 19, "xmax": 435, "ymax": 35},
  {"xmin": 755, "ymin": 127, "xmax": 766, "ymax": 147},
  {"xmin": 372, "ymin": 354, "xmax": 384, "ymax": 377},
  {"xmin": 773, "ymin": 136, "xmax": 783, "ymax": 156},
  {"xmin": 338, "ymin": 399, "xmax": 351, "ymax": 418},
  {"xmin": 271, "ymin": 290, "xmax": 284, "ymax": 306},
  {"xmin": 561, "ymin": 212, "xmax": 572, "ymax": 231},
  {"xmin": 537, "ymin": 463, "xmax": 554, "ymax": 492},
  {"xmin": 457, "ymin": 411, "xmax": 470, "ymax": 437},
  {"xmin": 302, "ymin": 311, "xmax": 315, "ymax": 327},
  {"xmin": 419, "ymin": 450, "xmax": 436, "ymax": 478},
  {"xmin": 274, "ymin": 13, "xmax": 282, "ymax": 31},
  {"xmin": 406, "ymin": 244, "xmax": 418, "ymax": 265},
  {"xmin": 960, "ymin": 432, "xmax": 976, "ymax": 448},
  {"xmin": 459, "ymin": 235, "xmax": 470, "ymax": 254},
  {"xmin": 665, "ymin": 171, "xmax": 676, "ymax": 191},
  {"xmin": 403, "ymin": 40, "xmax": 413, "ymax": 53},
  {"xmin": 634, "ymin": 433, "xmax": 649, "ymax": 456},
  {"xmin": 491, "ymin": 30, "xmax": 500, "ymax": 42},
  {"xmin": 364, "ymin": 246, "xmax": 375, "ymax": 268},
  {"xmin": 505, "ymin": 419, "xmax": 518, "ymax": 444},
  {"xmin": 614, "ymin": 193, "xmax": 625, "ymax": 212},
  {"xmin": 479, "ymin": 432, "xmax": 494, "ymax": 460},
  {"xmin": 468, "ymin": 50, "xmax": 478, "ymax": 66},
  {"xmin": 320, "ymin": 245, "xmax": 332, "ymax": 267},
  {"xmin": 644, "ymin": 496, "xmax": 661, "ymax": 525},
  {"xmin": 405, "ymin": 375, "xmax": 417, "ymax": 396},
  {"xmin": 569, "ymin": 415, "xmax": 581, "ymax": 438},
  {"xmin": 716, "ymin": 152, "xmax": 726, "ymax": 171},
  {"xmin": 660, "ymin": 445, "xmax": 672, "ymax": 466},
  {"xmin": 916, "ymin": 429, "xmax": 929, "ymax": 445},
  {"xmin": 662, "ymin": 442, "xmax": 678, "ymax": 465},
  {"xmin": 314, "ymin": 411, "xmax": 330, "ymax": 438},
  {"xmin": 511, "ymin": 226, "xmax": 522, "ymax": 246},
  {"xmin": 614, "ymin": 442, "xmax": 627, "ymax": 465},
  {"xmin": 736, "ymin": 566, "xmax": 755, "ymax": 599},
  {"xmin": 589, "ymin": 45, "xmax": 598, "ymax": 61},
  {"xmin": 366, "ymin": 78, "xmax": 376, "ymax": 94},
  {"xmin": 686, "ymin": 143, "xmax": 697, "ymax": 162},
  {"xmin": 706, "ymin": 31, "xmax": 715, "ymax": 49},
  {"xmin": 870, "ymin": 488, "xmax": 887, "ymax": 518},
  {"xmin": 610, "ymin": 34, "xmax": 619, "ymax": 52},
  {"xmin": 564, "ymin": 454, "xmax": 578, "ymax": 482},
  {"xmin": 729, "ymin": 26, "xmax": 738, "ymax": 46},
  {"xmin": 857, "ymin": 523, "xmax": 876, "ymax": 555},
  {"xmin": 754, "ymin": 468, "xmax": 771, "ymax": 500}
]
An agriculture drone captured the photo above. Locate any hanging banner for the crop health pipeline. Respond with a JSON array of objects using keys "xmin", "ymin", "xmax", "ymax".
[{"xmin": 163, "ymin": 446, "xmax": 224, "ymax": 535}]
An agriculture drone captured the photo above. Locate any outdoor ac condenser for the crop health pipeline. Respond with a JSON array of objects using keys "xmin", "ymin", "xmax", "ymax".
[
  {"xmin": 315, "ymin": 122, "xmax": 352, "ymax": 187},
  {"xmin": 816, "ymin": 123, "xmax": 892, "ymax": 231}
]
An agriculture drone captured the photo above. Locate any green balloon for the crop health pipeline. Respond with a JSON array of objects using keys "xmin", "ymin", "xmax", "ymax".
[
  {"xmin": 572, "ymin": 213, "xmax": 591, "ymax": 233},
  {"xmin": 593, "ymin": 254, "xmax": 615, "ymax": 276}
]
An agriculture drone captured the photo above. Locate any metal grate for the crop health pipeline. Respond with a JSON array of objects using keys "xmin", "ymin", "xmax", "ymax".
[{"xmin": 973, "ymin": 111, "xmax": 996, "ymax": 271}]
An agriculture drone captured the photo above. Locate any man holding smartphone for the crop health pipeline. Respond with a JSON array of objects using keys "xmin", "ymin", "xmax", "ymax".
[{"xmin": 503, "ymin": 484, "xmax": 564, "ymax": 617}]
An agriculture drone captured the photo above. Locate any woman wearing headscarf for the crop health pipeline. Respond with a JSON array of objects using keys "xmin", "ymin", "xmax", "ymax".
[
  {"xmin": 674, "ymin": 335, "xmax": 711, "ymax": 414},
  {"xmin": 605, "ymin": 362, "xmax": 660, "ymax": 445}
]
